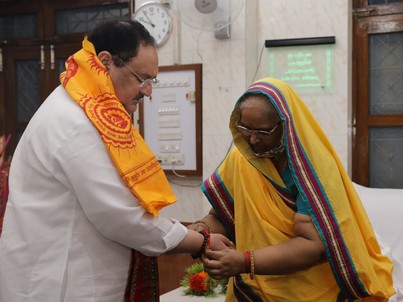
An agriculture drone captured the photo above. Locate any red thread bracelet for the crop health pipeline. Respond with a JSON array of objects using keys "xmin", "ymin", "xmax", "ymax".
[{"xmin": 244, "ymin": 251, "xmax": 251, "ymax": 273}]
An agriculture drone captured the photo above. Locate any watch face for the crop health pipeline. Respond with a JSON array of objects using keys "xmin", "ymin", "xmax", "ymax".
[{"xmin": 133, "ymin": 3, "xmax": 172, "ymax": 46}]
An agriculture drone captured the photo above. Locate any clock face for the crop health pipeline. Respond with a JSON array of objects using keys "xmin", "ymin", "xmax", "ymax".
[{"xmin": 133, "ymin": 3, "xmax": 172, "ymax": 47}]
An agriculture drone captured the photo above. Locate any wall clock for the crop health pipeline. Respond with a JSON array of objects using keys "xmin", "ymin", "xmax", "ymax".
[{"xmin": 133, "ymin": 2, "xmax": 172, "ymax": 47}]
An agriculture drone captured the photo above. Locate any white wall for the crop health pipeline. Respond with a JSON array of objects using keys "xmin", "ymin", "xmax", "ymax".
[{"xmin": 134, "ymin": 0, "xmax": 352, "ymax": 221}]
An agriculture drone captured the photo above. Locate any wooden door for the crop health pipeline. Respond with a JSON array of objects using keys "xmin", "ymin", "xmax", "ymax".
[
  {"xmin": 353, "ymin": 0, "xmax": 403, "ymax": 188},
  {"xmin": 3, "ymin": 45, "xmax": 44, "ymax": 148},
  {"xmin": 0, "ymin": 0, "xmax": 129, "ymax": 157}
]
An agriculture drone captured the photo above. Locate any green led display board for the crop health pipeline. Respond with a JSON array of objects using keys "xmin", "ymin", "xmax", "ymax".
[{"xmin": 266, "ymin": 40, "xmax": 335, "ymax": 94}]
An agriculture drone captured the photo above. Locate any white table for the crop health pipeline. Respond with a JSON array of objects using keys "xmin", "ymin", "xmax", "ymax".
[{"xmin": 160, "ymin": 287, "xmax": 226, "ymax": 302}]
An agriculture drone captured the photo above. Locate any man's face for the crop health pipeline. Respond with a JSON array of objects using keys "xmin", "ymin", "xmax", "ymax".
[{"xmin": 108, "ymin": 44, "xmax": 159, "ymax": 114}]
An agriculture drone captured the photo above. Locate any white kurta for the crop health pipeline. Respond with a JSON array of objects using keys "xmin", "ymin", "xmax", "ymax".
[{"xmin": 0, "ymin": 86, "xmax": 187, "ymax": 302}]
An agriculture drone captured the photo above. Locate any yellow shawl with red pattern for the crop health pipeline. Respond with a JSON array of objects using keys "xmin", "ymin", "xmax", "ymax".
[{"xmin": 60, "ymin": 37, "xmax": 176, "ymax": 217}]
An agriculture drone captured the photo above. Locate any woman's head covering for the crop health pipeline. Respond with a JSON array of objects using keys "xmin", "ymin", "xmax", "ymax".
[{"xmin": 227, "ymin": 77, "xmax": 394, "ymax": 300}]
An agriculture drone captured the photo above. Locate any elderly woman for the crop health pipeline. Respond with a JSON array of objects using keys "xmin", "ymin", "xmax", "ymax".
[{"xmin": 192, "ymin": 78, "xmax": 395, "ymax": 301}]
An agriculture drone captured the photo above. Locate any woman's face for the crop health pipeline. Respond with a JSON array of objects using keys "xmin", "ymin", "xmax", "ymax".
[{"xmin": 237, "ymin": 94, "xmax": 283, "ymax": 156}]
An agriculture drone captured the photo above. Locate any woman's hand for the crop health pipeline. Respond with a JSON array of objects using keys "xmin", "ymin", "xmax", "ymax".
[
  {"xmin": 203, "ymin": 248, "xmax": 244, "ymax": 280},
  {"xmin": 203, "ymin": 213, "xmax": 326, "ymax": 278}
]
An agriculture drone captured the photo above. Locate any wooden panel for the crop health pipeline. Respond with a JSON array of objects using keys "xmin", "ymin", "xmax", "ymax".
[{"xmin": 158, "ymin": 253, "xmax": 199, "ymax": 295}]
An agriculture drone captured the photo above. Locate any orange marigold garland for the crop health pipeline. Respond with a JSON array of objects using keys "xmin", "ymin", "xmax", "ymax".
[
  {"xmin": 180, "ymin": 262, "xmax": 227, "ymax": 297},
  {"xmin": 189, "ymin": 271, "xmax": 211, "ymax": 293}
]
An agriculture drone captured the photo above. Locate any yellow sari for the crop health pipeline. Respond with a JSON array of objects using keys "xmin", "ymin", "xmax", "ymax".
[{"xmin": 202, "ymin": 78, "xmax": 395, "ymax": 301}]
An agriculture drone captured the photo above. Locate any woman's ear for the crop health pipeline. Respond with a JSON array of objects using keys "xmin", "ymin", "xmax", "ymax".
[{"xmin": 98, "ymin": 51, "xmax": 112, "ymax": 70}]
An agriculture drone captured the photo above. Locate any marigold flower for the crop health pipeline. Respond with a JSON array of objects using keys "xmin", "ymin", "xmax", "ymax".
[{"xmin": 189, "ymin": 271, "xmax": 210, "ymax": 293}]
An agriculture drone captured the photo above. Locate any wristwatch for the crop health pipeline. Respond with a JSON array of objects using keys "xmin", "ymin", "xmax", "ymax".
[{"xmin": 133, "ymin": 2, "xmax": 172, "ymax": 47}]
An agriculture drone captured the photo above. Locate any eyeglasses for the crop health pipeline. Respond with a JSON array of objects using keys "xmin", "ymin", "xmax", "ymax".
[
  {"xmin": 235, "ymin": 121, "xmax": 280, "ymax": 137},
  {"xmin": 123, "ymin": 62, "xmax": 158, "ymax": 88}
]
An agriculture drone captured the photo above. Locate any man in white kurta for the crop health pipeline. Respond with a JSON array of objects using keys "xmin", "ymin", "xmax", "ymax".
[
  {"xmin": 0, "ymin": 20, "xmax": 232, "ymax": 302},
  {"xmin": 0, "ymin": 85, "xmax": 188, "ymax": 301}
]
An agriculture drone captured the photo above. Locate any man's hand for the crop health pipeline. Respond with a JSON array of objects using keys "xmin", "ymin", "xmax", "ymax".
[{"xmin": 209, "ymin": 233, "xmax": 234, "ymax": 252}]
